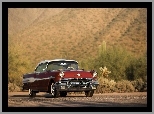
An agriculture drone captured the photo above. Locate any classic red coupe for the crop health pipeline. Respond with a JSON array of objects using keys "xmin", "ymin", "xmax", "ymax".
[{"xmin": 22, "ymin": 59, "xmax": 99, "ymax": 98}]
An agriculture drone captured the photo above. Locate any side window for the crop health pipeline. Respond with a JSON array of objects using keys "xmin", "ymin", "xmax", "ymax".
[
  {"xmin": 35, "ymin": 65, "xmax": 42, "ymax": 72},
  {"xmin": 47, "ymin": 63, "xmax": 58, "ymax": 71},
  {"xmin": 35, "ymin": 63, "xmax": 48, "ymax": 73}
]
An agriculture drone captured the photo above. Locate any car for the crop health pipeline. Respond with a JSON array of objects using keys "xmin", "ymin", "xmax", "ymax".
[{"xmin": 22, "ymin": 59, "xmax": 99, "ymax": 98}]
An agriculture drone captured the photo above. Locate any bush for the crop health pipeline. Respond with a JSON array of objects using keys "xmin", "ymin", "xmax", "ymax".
[
  {"xmin": 126, "ymin": 57, "xmax": 147, "ymax": 81},
  {"xmin": 92, "ymin": 45, "xmax": 134, "ymax": 81},
  {"xmin": 8, "ymin": 38, "xmax": 32, "ymax": 92},
  {"xmin": 99, "ymin": 66, "xmax": 111, "ymax": 78},
  {"xmin": 96, "ymin": 78, "xmax": 135, "ymax": 93},
  {"xmin": 95, "ymin": 77, "xmax": 116, "ymax": 93},
  {"xmin": 115, "ymin": 80, "xmax": 135, "ymax": 93},
  {"xmin": 80, "ymin": 44, "xmax": 147, "ymax": 82},
  {"xmin": 8, "ymin": 83, "xmax": 21, "ymax": 92},
  {"xmin": 131, "ymin": 78, "xmax": 147, "ymax": 92},
  {"xmin": 79, "ymin": 41, "xmax": 147, "ymax": 81}
]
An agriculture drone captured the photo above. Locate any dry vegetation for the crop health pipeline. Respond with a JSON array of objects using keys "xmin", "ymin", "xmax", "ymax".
[{"xmin": 8, "ymin": 8, "xmax": 147, "ymax": 92}]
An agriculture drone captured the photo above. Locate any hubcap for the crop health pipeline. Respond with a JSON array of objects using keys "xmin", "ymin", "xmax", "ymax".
[{"xmin": 29, "ymin": 89, "xmax": 32, "ymax": 95}]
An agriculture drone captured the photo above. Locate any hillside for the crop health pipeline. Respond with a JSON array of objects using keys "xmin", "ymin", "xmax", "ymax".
[
  {"xmin": 8, "ymin": 8, "xmax": 65, "ymax": 35},
  {"xmin": 8, "ymin": 8, "xmax": 147, "ymax": 69}
]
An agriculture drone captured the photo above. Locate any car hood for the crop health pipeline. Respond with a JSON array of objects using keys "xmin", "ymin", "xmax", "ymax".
[{"xmin": 62, "ymin": 70, "xmax": 93, "ymax": 78}]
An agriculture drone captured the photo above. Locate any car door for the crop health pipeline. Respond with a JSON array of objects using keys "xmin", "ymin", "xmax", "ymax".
[
  {"xmin": 29, "ymin": 73, "xmax": 37, "ymax": 90},
  {"xmin": 32, "ymin": 63, "xmax": 44, "ymax": 90},
  {"xmin": 35, "ymin": 62, "xmax": 49, "ymax": 91}
]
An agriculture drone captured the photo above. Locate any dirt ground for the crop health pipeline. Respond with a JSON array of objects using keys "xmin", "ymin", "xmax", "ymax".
[{"xmin": 8, "ymin": 92, "xmax": 147, "ymax": 107}]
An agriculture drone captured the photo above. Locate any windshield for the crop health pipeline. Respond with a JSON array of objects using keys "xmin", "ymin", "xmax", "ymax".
[{"xmin": 47, "ymin": 61, "xmax": 78, "ymax": 71}]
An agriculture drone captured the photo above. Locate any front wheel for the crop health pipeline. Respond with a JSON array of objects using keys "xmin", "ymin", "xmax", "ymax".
[
  {"xmin": 50, "ymin": 83, "xmax": 59, "ymax": 98},
  {"xmin": 85, "ymin": 90, "xmax": 94, "ymax": 97}
]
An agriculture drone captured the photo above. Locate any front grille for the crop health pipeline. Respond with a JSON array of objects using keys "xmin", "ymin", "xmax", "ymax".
[
  {"xmin": 56, "ymin": 78, "xmax": 98, "ymax": 91},
  {"xmin": 61, "ymin": 78, "xmax": 91, "ymax": 84}
]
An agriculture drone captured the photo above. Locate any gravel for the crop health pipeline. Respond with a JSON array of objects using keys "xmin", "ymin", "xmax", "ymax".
[{"xmin": 8, "ymin": 92, "xmax": 147, "ymax": 107}]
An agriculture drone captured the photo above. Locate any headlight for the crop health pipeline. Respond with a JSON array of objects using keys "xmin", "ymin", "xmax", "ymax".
[
  {"xmin": 59, "ymin": 72, "xmax": 64, "ymax": 77},
  {"xmin": 93, "ymin": 72, "xmax": 97, "ymax": 77}
]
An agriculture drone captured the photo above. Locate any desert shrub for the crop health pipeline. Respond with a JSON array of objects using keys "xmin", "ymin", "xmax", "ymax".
[
  {"xmin": 95, "ymin": 77, "xmax": 116, "ymax": 93},
  {"xmin": 8, "ymin": 48, "xmax": 31, "ymax": 90},
  {"xmin": 8, "ymin": 73, "xmax": 22, "ymax": 87},
  {"xmin": 92, "ymin": 44, "xmax": 133, "ymax": 81},
  {"xmin": 8, "ymin": 37, "xmax": 32, "ymax": 91},
  {"xmin": 131, "ymin": 78, "xmax": 146, "ymax": 92},
  {"xmin": 115, "ymin": 80, "xmax": 135, "ymax": 93},
  {"xmin": 142, "ymin": 82, "xmax": 147, "ymax": 92},
  {"xmin": 81, "ymin": 44, "xmax": 147, "ymax": 82},
  {"xmin": 126, "ymin": 56, "xmax": 147, "ymax": 81},
  {"xmin": 96, "ymin": 78, "xmax": 135, "ymax": 93},
  {"xmin": 99, "ymin": 66, "xmax": 111, "ymax": 78},
  {"xmin": 8, "ymin": 83, "xmax": 21, "ymax": 92}
]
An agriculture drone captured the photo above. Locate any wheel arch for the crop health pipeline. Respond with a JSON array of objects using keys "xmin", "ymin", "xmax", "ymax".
[{"xmin": 49, "ymin": 79, "xmax": 55, "ymax": 84}]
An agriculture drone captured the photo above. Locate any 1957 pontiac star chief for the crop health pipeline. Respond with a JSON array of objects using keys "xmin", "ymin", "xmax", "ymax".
[{"xmin": 22, "ymin": 59, "xmax": 99, "ymax": 98}]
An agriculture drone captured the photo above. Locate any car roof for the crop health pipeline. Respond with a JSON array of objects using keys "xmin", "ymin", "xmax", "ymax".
[{"xmin": 38, "ymin": 59, "xmax": 78, "ymax": 64}]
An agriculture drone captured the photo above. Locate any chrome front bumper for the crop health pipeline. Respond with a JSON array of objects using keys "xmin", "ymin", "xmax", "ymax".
[{"xmin": 54, "ymin": 78, "xmax": 99, "ymax": 92}]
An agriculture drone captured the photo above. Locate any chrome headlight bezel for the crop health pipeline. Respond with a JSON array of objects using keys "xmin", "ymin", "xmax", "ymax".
[
  {"xmin": 59, "ymin": 71, "xmax": 64, "ymax": 77},
  {"xmin": 93, "ymin": 71, "xmax": 97, "ymax": 77}
]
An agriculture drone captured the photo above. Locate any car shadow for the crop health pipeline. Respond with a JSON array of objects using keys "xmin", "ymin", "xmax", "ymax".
[
  {"xmin": 10, "ymin": 94, "xmax": 86, "ymax": 98},
  {"xmin": 10, "ymin": 95, "xmax": 45, "ymax": 97}
]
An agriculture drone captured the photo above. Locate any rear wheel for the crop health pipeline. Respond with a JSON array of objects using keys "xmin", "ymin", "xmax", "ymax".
[
  {"xmin": 85, "ymin": 90, "xmax": 94, "ymax": 97},
  {"xmin": 60, "ymin": 91, "xmax": 67, "ymax": 97},
  {"xmin": 29, "ymin": 89, "xmax": 36, "ymax": 98}
]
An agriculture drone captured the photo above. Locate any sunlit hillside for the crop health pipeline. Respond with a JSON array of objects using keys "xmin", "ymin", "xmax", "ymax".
[
  {"xmin": 8, "ymin": 8, "xmax": 147, "ymax": 69},
  {"xmin": 8, "ymin": 8, "xmax": 65, "ymax": 35}
]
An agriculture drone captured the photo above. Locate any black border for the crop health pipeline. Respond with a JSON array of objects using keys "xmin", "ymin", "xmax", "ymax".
[{"xmin": 3, "ymin": 2, "xmax": 152, "ymax": 112}]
